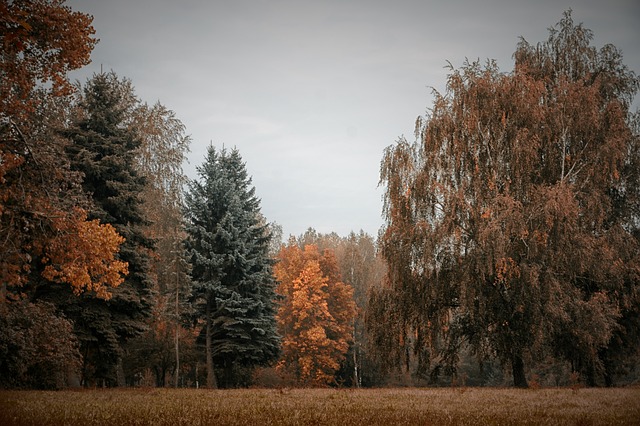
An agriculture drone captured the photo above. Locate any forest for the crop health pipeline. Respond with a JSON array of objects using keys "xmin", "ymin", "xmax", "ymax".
[{"xmin": 1, "ymin": 1, "xmax": 639, "ymax": 391}]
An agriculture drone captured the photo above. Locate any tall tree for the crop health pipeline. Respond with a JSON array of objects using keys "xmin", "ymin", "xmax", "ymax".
[
  {"xmin": 376, "ymin": 11, "xmax": 639, "ymax": 387},
  {"xmin": 293, "ymin": 229, "xmax": 386, "ymax": 386},
  {"xmin": 335, "ymin": 231, "xmax": 386, "ymax": 387},
  {"xmin": 0, "ymin": 0, "xmax": 122, "ymax": 296},
  {"xmin": 129, "ymin": 101, "xmax": 192, "ymax": 387},
  {"xmin": 274, "ymin": 242, "xmax": 356, "ymax": 386},
  {"xmin": 0, "ymin": 1, "xmax": 132, "ymax": 389},
  {"xmin": 45, "ymin": 72, "xmax": 155, "ymax": 386},
  {"xmin": 185, "ymin": 146, "xmax": 279, "ymax": 388}
]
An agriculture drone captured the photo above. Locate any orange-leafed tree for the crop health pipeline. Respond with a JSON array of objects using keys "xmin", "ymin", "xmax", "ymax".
[
  {"xmin": 274, "ymin": 243, "xmax": 356, "ymax": 386},
  {"xmin": 40, "ymin": 208, "xmax": 128, "ymax": 300},
  {"xmin": 0, "ymin": 0, "xmax": 114, "ymax": 297},
  {"xmin": 0, "ymin": 0, "xmax": 96, "ymax": 120}
]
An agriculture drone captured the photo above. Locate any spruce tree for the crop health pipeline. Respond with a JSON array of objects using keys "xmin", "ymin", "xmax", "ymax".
[
  {"xmin": 185, "ymin": 146, "xmax": 280, "ymax": 388},
  {"xmin": 48, "ymin": 72, "xmax": 155, "ymax": 386}
]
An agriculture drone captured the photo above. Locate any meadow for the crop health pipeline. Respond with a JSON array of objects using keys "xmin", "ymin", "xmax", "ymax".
[{"xmin": 1, "ymin": 387, "xmax": 639, "ymax": 425}]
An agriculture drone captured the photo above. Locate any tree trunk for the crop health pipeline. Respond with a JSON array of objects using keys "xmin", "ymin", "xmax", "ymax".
[
  {"xmin": 174, "ymin": 280, "xmax": 180, "ymax": 388},
  {"xmin": 223, "ymin": 359, "xmax": 233, "ymax": 389},
  {"xmin": 512, "ymin": 354, "xmax": 528, "ymax": 388},
  {"xmin": 174, "ymin": 323, "xmax": 180, "ymax": 388},
  {"xmin": 116, "ymin": 357, "xmax": 126, "ymax": 387},
  {"xmin": 602, "ymin": 354, "xmax": 614, "ymax": 387},
  {"xmin": 154, "ymin": 367, "xmax": 162, "ymax": 387},
  {"xmin": 353, "ymin": 328, "xmax": 360, "ymax": 388},
  {"xmin": 585, "ymin": 364, "xmax": 596, "ymax": 387},
  {"xmin": 173, "ymin": 261, "xmax": 180, "ymax": 388},
  {"xmin": 206, "ymin": 297, "xmax": 217, "ymax": 388}
]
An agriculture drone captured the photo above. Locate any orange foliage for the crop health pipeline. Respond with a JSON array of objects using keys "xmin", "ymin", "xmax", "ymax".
[
  {"xmin": 0, "ymin": 0, "xmax": 99, "ymax": 292},
  {"xmin": 41, "ymin": 209, "xmax": 128, "ymax": 299},
  {"xmin": 274, "ymin": 243, "xmax": 356, "ymax": 386},
  {"xmin": 0, "ymin": 0, "xmax": 97, "ymax": 120}
]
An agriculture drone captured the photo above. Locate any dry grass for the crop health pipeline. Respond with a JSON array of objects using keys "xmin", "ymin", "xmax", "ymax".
[{"xmin": 1, "ymin": 387, "xmax": 639, "ymax": 425}]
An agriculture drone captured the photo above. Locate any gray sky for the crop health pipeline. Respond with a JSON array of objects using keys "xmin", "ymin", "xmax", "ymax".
[{"xmin": 67, "ymin": 0, "xmax": 640, "ymax": 239}]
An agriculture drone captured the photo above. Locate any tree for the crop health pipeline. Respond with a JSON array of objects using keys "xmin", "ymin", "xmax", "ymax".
[
  {"xmin": 43, "ymin": 72, "xmax": 155, "ymax": 386},
  {"xmin": 0, "ymin": 300, "xmax": 81, "ymax": 389},
  {"xmin": 376, "ymin": 11, "xmax": 639, "ymax": 387},
  {"xmin": 274, "ymin": 243, "xmax": 356, "ymax": 386},
  {"xmin": 335, "ymin": 231, "xmax": 386, "ymax": 387},
  {"xmin": 0, "ymin": 1, "xmax": 136, "ymax": 390},
  {"xmin": 130, "ymin": 100, "xmax": 192, "ymax": 387},
  {"xmin": 291, "ymin": 229, "xmax": 386, "ymax": 387},
  {"xmin": 0, "ymin": 0, "xmax": 121, "ymax": 297},
  {"xmin": 40, "ymin": 208, "xmax": 128, "ymax": 299},
  {"xmin": 0, "ymin": 0, "xmax": 96, "ymax": 121},
  {"xmin": 185, "ymin": 146, "xmax": 280, "ymax": 388}
]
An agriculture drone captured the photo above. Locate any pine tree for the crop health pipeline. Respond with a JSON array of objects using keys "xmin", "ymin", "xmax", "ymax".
[
  {"xmin": 185, "ymin": 146, "xmax": 279, "ymax": 388},
  {"xmin": 45, "ymin": 72, "xmax": 155, "ymax": 386}
]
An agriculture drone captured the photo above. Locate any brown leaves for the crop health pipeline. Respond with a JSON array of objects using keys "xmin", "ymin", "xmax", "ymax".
[
  {"xmin": 378, "ymin": 10, "xmax": 640, "ymax": 385},
  {"xmin": 41, "ymin": 208, "xmax": 128, "ymax": 299}
]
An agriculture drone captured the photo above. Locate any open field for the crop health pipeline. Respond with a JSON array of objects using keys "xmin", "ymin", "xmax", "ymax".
[{"xmin": 1, "ymin": 387, "xmax": 639, "ymax": 425}]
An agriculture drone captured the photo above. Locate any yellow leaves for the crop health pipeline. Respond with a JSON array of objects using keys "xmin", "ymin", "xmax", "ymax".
[{"xmin": 41, "ymin": 208, "xmax": 128, "ymax": 299}]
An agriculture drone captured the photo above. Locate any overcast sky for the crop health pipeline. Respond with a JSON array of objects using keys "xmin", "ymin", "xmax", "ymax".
[{"xmin": 67, "ymin": 0, "xmax": 640, "ymax": 239}]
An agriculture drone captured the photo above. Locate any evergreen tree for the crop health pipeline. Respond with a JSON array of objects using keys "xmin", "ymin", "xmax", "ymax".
[
  {"xmin": 185, "ymin": 146, "xmax": 279, "ymax": 388},
  {"xmin": 43, "ymin": 72, "xmax": 155, "ymax": 386}
]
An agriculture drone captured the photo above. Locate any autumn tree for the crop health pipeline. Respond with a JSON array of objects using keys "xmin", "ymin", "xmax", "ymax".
[
  {"xmin": 375, "ymin": 11, "xmax": 639, "ymax": 387},
  {"xmin": 39, "ymin": 72, "xmax": 155, "ymax": 386},
  {"xmin": 0, "ymin": 300, "xmax": 81, "ymax": 389},
  {"xmin": 0, "ymin": 1, "xmax": 133, "ymax": 389},
  {"xmin": 274, "ymin": 242, "xmax": 356, "ymax": 386},
  {"xmin": 0, "ymin": 0, "xmax": 128, "ymax": 298},
  {"xmin": 335, "ymin": 231, "xmax": 386, "ymax": 387},
  {"xmin": 293, "ymin": 229, "xmax": 386, "ymax": 386},
  {"xmin": 129, "ymin": 101, "xmax": 192, "ymax": 387},
  {"xmin": 185, "ymin": 146, "xmax": 280, "ymax": 388}
]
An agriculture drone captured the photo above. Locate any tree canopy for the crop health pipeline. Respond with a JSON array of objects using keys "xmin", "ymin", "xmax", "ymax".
[
  {"xmin": 374, "ymin": 10, "xmax": 639, "ymax": 387},
  {"xmin": 274, "ymin": 242, "xmax": 356, "ymax": 386},
  {"xmin": 2, "ymin": 3, "xmax": 638, "ymax": 390}
]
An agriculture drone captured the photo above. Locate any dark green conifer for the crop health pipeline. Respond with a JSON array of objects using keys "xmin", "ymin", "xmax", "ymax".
[
  {"xmin": 185, "ymin": 146, "xmax": 279, "ymax": 388},
  {"xmin": 47, "ymin": 72, "xmax": 155, "ymax": 386}
]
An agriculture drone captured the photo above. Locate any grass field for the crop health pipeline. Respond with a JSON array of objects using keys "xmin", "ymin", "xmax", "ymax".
[{"xmin": 1, "ymin": 387, "xmax": 639, "ymax": 425}]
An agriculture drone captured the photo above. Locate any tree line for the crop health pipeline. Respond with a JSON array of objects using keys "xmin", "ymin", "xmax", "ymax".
[{"xmin": 1, "ymin": 2, "xmax": 638, "ymax": 389}]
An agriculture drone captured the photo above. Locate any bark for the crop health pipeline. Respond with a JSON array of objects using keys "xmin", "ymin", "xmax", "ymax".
[
  {"xmin": 205, "ymin": 297, "xmax": 217, "ymax": 388},
  {"xmin": 174, "ymin": 281, "xmax": 180, "ymax": 388},
  {"xmin": 512, "ymin": 354, "xmax": 528, "ymax": 388},
  {"xmin": 116, "ymin": 358, "xmax": 126, "ymax": 387},
  {"xmin": 223, "ymin": 359, "xmax": 233, "ymax": 388},
  {"xmin": 352, "ymin": 328, "xmax": 360, "ymax": 388}
]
